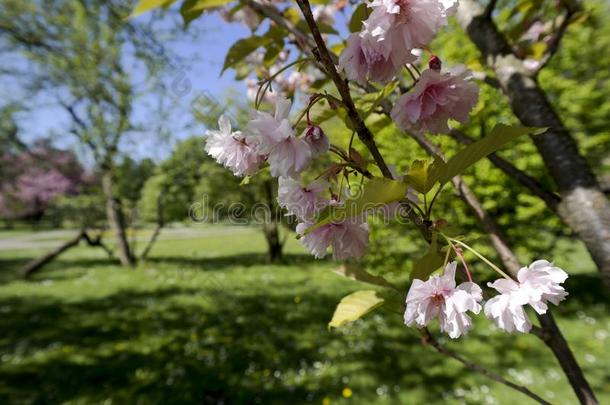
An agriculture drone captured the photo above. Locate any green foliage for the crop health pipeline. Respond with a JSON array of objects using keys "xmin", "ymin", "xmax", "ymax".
[
  {"xmin": 410, "ymin": 235, "xmax": 445, "ymax": 281},
  {"xmin": 131, "ymin": 0, "xmax": 176, "ymax": 17},
  {"xmin": 306, "ymin": 177, "xmax": 407, "ymax": 235},
  {"xmin": 328, "ymin": 290, "xmax": 385, "ymax": 329},
  {"xmin": 333, "ymin": 263, "xmax": 399, "ymax": 290},
  {"xmin": 114, "ymin": 157, "xmax": 156, "ymax": 208},
  {"xmin": 348, "ymin": 3, "xmax": 368, "ymax": 32},
  {"xmin": 433, "ymin": 125, "xmax": 546, "ymax": 186}
]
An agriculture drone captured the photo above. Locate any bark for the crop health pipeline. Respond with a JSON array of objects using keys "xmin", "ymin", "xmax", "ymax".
[
  {"xmin": 20, "ymin": 229, "xmax": 113, "ymax": 278},
  {"xmin": 101, "ymin": 171, "xmax": 134, "ymax": 267},
  {"xmin": 411, "ymin": 133, "xmax": 598, "ymax": 405},
  {"xmin": 456, "ymin": 0, "xmax": 610, "ymax": 288},
  {"xmin": 20, "ymin": 230, "xmax": 85, "ymax": 278},
  {"xmin": 263, "ymin": 222, "xmax": 283, "ymax": 263}
]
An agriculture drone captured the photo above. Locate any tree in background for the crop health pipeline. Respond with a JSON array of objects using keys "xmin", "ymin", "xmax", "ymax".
[
  {"xmin": 0, "ymin": 139, "xmax": 84, "ymax": 223},
  {"xmin": 0, "ymin": 0, "xmax": 175, "ymax": 266}
]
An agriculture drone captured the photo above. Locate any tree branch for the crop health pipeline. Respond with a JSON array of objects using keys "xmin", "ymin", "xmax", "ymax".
[
  {"xmin": 294, "ymin": 0, "xmax": 393, "ymax": 180},
  {"xmin": 535, "ymin": 9, "xmax": 576, "ymax": 73},
  {"xmin": 449, "ymin": 129, "xmax": 560, "ymax": 212},
  {"xmin": 422, "ymin": 328, "xmax": 552, "ymax": 405}
]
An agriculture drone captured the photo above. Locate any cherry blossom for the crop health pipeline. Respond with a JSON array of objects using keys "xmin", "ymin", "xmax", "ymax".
[
  {"xmin": 485, "ymin": 260, "xmax": 569, "ymax": 333},
  {"xmin": 391, "ymin": 65, "xmax": 479, "ymax": 134},
  {"xmin": 204, "ymin": 115, "xmax": 263, "ymax": 177},
  {"xmin": 296, "ymin": 217, "xmax": 369, "ymax": 260},
  {"xmin": 361, "ymin": 0, "xmax": 449, "ymax": 59},
  {"xmin": 339, "ymin": 33, "xmax": 399, "ymax": 85},
  {"xmin": 247, "ymin": 97, "xmax": 312, "ymax": 178},
  {"xmin": 277, "ymin": 177, "xmax": 329, "ymax": 221},
  {"xmin": 404, "ymin": 262, "xmax": 483, "ymax": 338}
]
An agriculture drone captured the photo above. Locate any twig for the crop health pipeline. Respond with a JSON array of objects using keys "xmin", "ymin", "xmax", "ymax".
[
  {"xmin": 422, "ymin": 328, "xmax": 552, "ymax": 405},
  {"xmin": 536, "ymin": 10, "xmax": 575, "ymax": 73}
]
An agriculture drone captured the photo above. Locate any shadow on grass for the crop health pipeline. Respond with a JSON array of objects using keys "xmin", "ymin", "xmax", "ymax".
[
  {"xmin": 144, "ymin": 252, "xmax": 322, "ymax": 270},
  {"xmin": 0, "ymin": 253, "xmax": 606, "ymax": 404}
]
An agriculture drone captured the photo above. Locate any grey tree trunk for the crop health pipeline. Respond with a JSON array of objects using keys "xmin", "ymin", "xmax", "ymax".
[
  {"xmin": 456, "ymin": 0, "xmax": 610, "ymax": 287},
  {"xmin": 102, "ymin": 171, "xmax": 134, "ymax": 267}
]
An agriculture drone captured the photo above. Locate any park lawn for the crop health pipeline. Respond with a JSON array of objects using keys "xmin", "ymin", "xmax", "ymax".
[{"xmin": 0, "ymin": 226, "xmax": 608, "ymax": 404}]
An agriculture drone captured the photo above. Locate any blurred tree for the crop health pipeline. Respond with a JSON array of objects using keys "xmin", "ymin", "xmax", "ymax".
[
  {"xmin": 0, "ymin": 0, "xmax": 174, "ymax": 266},
  {"xmin": 0, "ymin": 140, "xmax": 84, "ymax": 223}
]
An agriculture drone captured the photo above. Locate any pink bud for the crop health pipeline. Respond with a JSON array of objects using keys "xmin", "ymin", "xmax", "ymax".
[
  {"xmin": 428, "ymin": 55, "xmax": 442, "ymax": 71},
  {"xmin": 303, "ymin": 124, "xmax": 330, "ymax": 157}
]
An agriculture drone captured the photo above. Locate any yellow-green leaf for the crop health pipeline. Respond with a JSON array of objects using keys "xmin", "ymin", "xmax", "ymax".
[
  {"xmin": 131, "ymin": 0, "xmax": 176, "ymax": 17},
  {"xmin": 304, "ymin": 177, "xmax": 407, "ymax": 235},
  {"xmin": 328, "ymin": 290, "xmax": 384, "ymax": 329},
  {"xmin": 334, "ymin": 263, "xmax": 398, "ymax": 290},
  {"xmin": 404, "ymin": 159, "xmax": 439, "ymax": 194},
  {"xmin": 222, "ymin": 36, "xmax": 271, "ymax": 73}
]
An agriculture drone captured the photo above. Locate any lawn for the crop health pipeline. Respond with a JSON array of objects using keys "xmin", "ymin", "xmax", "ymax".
[{"xmin": 0, "ymin": 225, "xmax": 608, "ymax": 404}]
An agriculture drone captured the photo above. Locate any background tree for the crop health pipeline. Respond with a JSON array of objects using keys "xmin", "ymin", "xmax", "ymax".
[{"xmin": 0, "ymin": 0, "xmax": 176, "ymax": 266}]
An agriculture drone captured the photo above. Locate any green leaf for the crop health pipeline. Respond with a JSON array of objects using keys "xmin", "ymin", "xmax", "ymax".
[
  {"xmin": 434, "ymin": 124, "xmax": 545, "ymax": 185},
  {"xmin": 130, "ymin": 0, "xmax": 176, "ymax": 17},
  {"xmin": 180, "ymin": 0, "xmax": 232, "ymax": 25},
  {"xmin": 328, "ymin": 290, "xmax": 384, "ymax": 329},
  {"xmin": 305, "ymin": 177, "xmax": 407, "ymax": 234},
  {"xmin": 404, "ymin": 159, "xmax": 438, "ymax": 194},
  {"xmin": 222, "ymin": 36, "xmax": 270, "ymax": 73},
  {"xmin": 349, "ymin": 3, "xmax": 368, "ymax": 32},
  {"xmin": 334, "ymin": 263, "xmax": 399, "ymax": 290},
  {"xmin": 410, "ymin": 234, "xmax": 444, "ymax": 281}
]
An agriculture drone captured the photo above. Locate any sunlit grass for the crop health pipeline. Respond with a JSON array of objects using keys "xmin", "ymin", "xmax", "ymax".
[{"xmin": 0, "ymin": 226, "xmax": 608, "ymax": 404}]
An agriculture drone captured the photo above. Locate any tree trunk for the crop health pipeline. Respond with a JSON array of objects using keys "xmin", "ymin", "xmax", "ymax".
[
  {"xmin": 456, "ymin": 0, "xmax": 610, "ymax": 288},
  {"xmin": 263, "ymin": 222, "xmax": 283, "ymax": 263},
  {"xmin": 101, "ymin": 171, "xmax": 134, "ymax": 267},
  {"xmin": 20, "ymin": 230, "xmax": 85, "ymax": 278},
  {"xmin": 262, "ymin": 179, "xmax": 283, "ymax": 263}
]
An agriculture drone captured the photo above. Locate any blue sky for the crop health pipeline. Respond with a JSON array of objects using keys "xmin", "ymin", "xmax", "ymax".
[
  {"xmin": 9, "ymin": 11, "xmax": 251, "ymax": 163},
  {"xmin": 6, "ymin": 6, "xmax": 350, "ymax": 164}
]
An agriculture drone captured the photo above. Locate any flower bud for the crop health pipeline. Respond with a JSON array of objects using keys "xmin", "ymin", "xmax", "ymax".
[
  {"xmin": 428, "ymin": 55, "xmax": 442, "ymax": 71},
  {"xmin": 303, "ymin": 124, "xmax": 330, "ymax": 157}
]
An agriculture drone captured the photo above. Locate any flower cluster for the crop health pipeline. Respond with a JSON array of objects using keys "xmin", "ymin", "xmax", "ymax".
[
  {"xmin": 205, "ymin": 97, "xmax": 327, "ymax": 179},
  {"xmin": 338, "ymin": 0, "xmax": 479, "ymax": 134},
  {"xmin": 339, "ymin": 0, "xmax": 457, "ymax": 84},
  {"xmin": 204, "ymin": 96, "xmax": 372, "ymax": 260},
  {"xmin": 405, "ymin": 260, "xmax": 569, "ymax": 338}
]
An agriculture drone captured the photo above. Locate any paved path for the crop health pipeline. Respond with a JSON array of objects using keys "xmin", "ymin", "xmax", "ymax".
[{"xmin": 0, "ymin": 226, "xmax": 254, "ymax": 251}]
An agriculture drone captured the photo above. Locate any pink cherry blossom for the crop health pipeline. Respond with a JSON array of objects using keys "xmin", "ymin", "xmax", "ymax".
[
  {"xmin": 277, "ymin": 177, "xmax": 329, "ymax": 221},
  {"xmin": 302, "ymin": 125, "xmax": 330, "ymax": 157},
  {"xmin": 204, "ymin": 115, "xmax": 263, "ymax": 177},
  {"xmin": 247, "ymin": 97, "xmax": 312, "ymax": 178},
  {"xmin": 364, "ymin": 0, "xmax": 448, "ymax": 55},
  {"xmin": 297, "ymin": 217, "xmax": 369, "ymax": 260},
  {"xmin": 485, "ymin": 260, "xmax": 569, "ymax": 333},
  {"xmin": 339, "ymin": 33, "xmax": 400, "ymax": 85},
  {"xmin": 484, "ymin": 278, "xmax": 533, "ymax": 333},
  {"xmin": 404, "ymin": 262, "xmax": 483, "ymax": 338},
  {"xmin": 391, "ymin": 66, "xmax": 479, "ymax": 134}
]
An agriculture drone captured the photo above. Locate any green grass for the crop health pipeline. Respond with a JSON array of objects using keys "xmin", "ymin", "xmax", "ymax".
[{"xmin": 0, "ymin": 226, "xmax": 608, "ymax": 404}]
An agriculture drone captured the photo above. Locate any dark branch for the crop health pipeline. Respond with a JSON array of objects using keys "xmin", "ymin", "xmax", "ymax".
[
  {"xmin": 449, "ymin": 129, "xmax": 561, "ymax": 212},
  {"xmin": 422, "ymin": 328, "xmax": 552, "ymax": 405}
]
